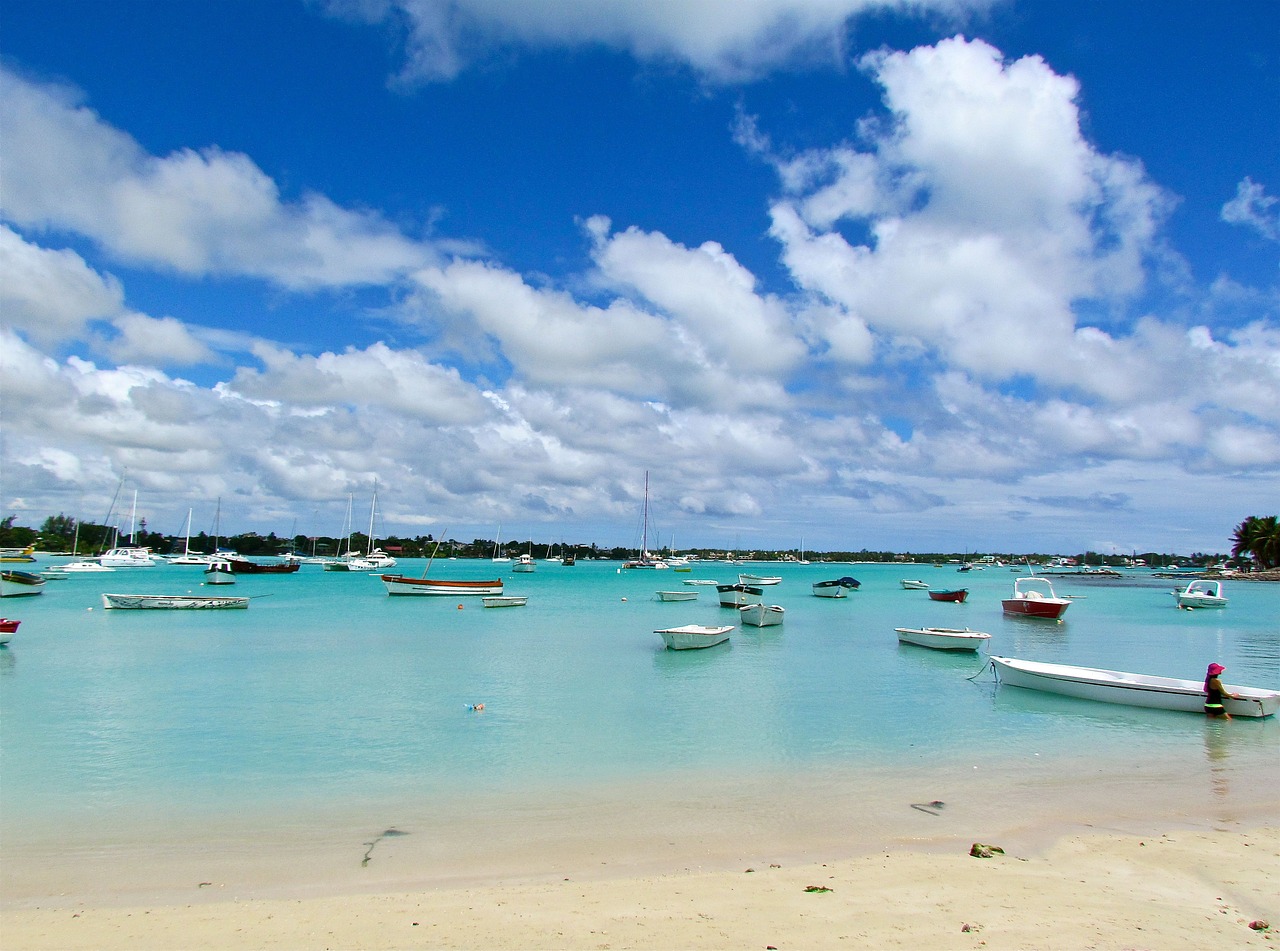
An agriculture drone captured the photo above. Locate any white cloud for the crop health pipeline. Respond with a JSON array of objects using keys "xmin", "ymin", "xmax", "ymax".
[
  {"xmin": 1221, "ymin": 176, "xmax": 1280, "ymax": 241},
  {"xmin": 0, "ymin": 66, "xmax": 431, "ymax": 288},
  {"xmin": 232, "ymin": 341, "xmax": 493, "ymax": 424},
  {"xmin": 0, "ymin": 225, "xmax": 125, "ymax": 343},
  {"xmin": 767, "ymin": 36, "xmax": 1176, "ymax": 394},
  {"xmin": 322, "ymin": 0, "xmax": 994, "ymax": 84},
  {"xmin": 107, "ymin": 313, "xmax": 218, "ymax": 366}
]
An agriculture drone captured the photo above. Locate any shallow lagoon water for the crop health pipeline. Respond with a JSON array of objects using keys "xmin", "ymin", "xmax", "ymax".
[{"xmin": 2, "ymin": 560, "xmax": 1277, "ymax": 858}]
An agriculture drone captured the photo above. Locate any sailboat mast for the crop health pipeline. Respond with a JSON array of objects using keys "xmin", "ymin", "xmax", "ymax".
[
  {"xmin": 642, "ymin": 471, "xmax": 649, "ymax": 559},
  {"xmin": 367, "ymin": 482, "xmax": 378, "ymax": 556}
]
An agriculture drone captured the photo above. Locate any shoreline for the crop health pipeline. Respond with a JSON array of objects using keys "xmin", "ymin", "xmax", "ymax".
[
  {"xmin": 5, "ymin": 824, "xmax": 1276, "ymax": 949},
  {"xmin": 4, "ymin": 747, "xmax": 1278, "ymax": 949}
]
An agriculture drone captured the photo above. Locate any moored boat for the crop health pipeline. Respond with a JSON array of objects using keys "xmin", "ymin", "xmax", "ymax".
[
  {"xmin": 228, "ymin": 558, "xmax": 301, "ymax": 575},
  {"xmin": 98, "ymin": 547, "xmax": 157, "ymax": 568},
  {"xmin": 927, "ymin": 588, "xmax": 968, "ymax": 603},
  {"xmin": 812, "ymin": 577, "xmax": 859, "ymax": 598},
  {"xmin": 0, "ymin": 617, "xmax": 18, "ymax": 645},
  {"xmin": 656, "ymin": 590, "xmax": 697, "ymax": 602},
  {"xmin": 739, "ymin": 603, "xmax": 785, "ymax": 627},
  {"xmin": 204, "ymin": 559, "xmax": 237, "ymax": 585},
  {"xmin": 1002, "ymin": 577, "xmax": 1070, "ymax": 620},
  {"xmin": 895, "ymin": 626, "xmax": 990, "ymax": 651},
  {"xmin": 483, "ymin": 595, "xmax": 527, "ymax": 608},
  {"xmin": 101, "ymin": 593, "xmax": 249, "ymax": 610},
  {"xmin": 738, "ymin": 573, "xmax": 781, "ymax": 586},
  {"xmin": 1174, "ymin": 579, "xmax": 1228, "ymax": 609},
  {"xmin": 381, "ymin": 574, "xmax": 504, "ymax": 596},
  {"xmin": 716, "ymin": 583, "xmax": 763, "ymax": 607},
  {"xmin": 990, "ymin": 656, "xmax": 1278, "ymax": 717},
  {"xmin": 655, "ymin": 624, "xmax": 733, "ymax": 650},
  {"xmin": 512, "ymin": 553, "xmax": 536, "ymax": 573},
  {"xmin": 899, "ymin": 579, "xmax": 929, "ymax": 590},
  {"xmin": 0, "ymin": 570, "xmax": 46, "ymax": 597}
]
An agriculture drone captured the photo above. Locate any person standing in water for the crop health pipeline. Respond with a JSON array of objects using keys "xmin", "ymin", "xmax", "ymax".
[{"xmin": 1203, "ymin": 663, "xmax": 1240, "ymax": 719}]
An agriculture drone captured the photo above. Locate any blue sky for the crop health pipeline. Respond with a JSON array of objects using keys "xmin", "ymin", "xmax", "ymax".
[{"xmin": 2, "ymin": 0, "xmax": 1277, "ymax": 555}]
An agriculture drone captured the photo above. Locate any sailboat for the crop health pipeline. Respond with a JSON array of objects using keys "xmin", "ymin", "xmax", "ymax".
[
  {"xmin": 170, "ymin": 509, "xmax": 213, "ymax": 565},
  {"xmin": 491, "ymin": 525, "xmax": 510, "ymax": 563},
  {"xmin": 326, "ymin": 488, "xmax": 384, "ymax": 571},
  {"xmin": 99, "ymin": 491, "xmax": 156, "ymax": 567},
  {"xmin": 203, "ymin": 498, "xmax": 236, "ymax": 584},
  {"xmin": 622, "ymin": 472, "xmax": 667, "ymax": 569}
]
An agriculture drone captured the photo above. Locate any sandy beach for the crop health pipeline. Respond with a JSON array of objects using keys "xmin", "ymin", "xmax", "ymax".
[{"xmin": 4, "ymin": 824, "xmax": 1277, "ymax": 950}]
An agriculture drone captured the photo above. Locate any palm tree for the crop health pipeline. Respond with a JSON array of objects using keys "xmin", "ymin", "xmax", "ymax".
[{"xmin": 1232, "ymin": 515, "xmax": 1280, "ymax": 570}]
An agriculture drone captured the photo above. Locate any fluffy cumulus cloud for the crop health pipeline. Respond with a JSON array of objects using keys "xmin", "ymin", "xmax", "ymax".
[
  {"xmin": 0, "ymin": 226, "xmax": 125, "ymax": 344},
  {"xmin": 323, "ymin": 0, "xmax": 994, "ymax": 84},
  {"xmin": 0, "ymin": 65, "xmax": 431, "ymax": 288},
  {"xmin": 766, "ymin": 36, "xmax": 1174, "ymax": 391}
]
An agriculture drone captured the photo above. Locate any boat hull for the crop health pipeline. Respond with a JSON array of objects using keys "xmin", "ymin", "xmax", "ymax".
[
  {"xmin": 811, "ymin": 582, "xmax": 847, "ymax": 598},
  {"xmin": 716, "ymin": 584, "xmax": 762, "ymax": 607},
  {"xmin": 483, "ymin": 596, "xmax": 527, "ymax": 608},
  {"xmin": 739, "ymin": 604, "xmax": 784, "ymax": 627},
  {"xmin": 990, "ymin": 656, "xmax": 1279, "ymax": 717},
  {"xmin": 928, "ymin": 588, "xmax": 969, "ymax": 603},
  {"xmin": 896, "ymin": 627, "xmax": 990, "ymax": 651},
  {"xmin": 656, "ymin": 625, "xmax": 733, "ymax": 650},
  {"xmin": 1002, "ymin": 598, "xmax": 1069, "ymax": 619},
  {"xmin": 228, "ymin": 559, "xmax": 300, "ymax": 574},
  {"xmin": 0, "ymin": 570, "xmax": 47, "ymax": 596},
  {"xmin": 101, "ymin": 594, "xmax": 249, "ymax": 610},
  {"xmin": 381, "ymin": 574, "xmax": 504, "ymax": 596},
  {"xmin": 656, "ymin": 590, "xmax": 697, "ymax": 602},
  {"xmin": 900, "ymin": 580, "xmax": 929, "ymax": 590}
]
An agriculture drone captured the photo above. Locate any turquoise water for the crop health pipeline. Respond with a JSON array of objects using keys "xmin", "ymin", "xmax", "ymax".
[{"xmin": 2, "ymin": 560, "xmax": 1278, "ymax": 837}]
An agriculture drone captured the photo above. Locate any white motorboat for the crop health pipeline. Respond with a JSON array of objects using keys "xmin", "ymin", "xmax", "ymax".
[
  {"xmin": 1174, "ymin": 579, "xmax": 1227, "ymax": 609},
  {"xmin": 990, "ymin": 656, "xmax": 1279, "ymax": 718},
  {"xmin": 204, "ymin": 559, "xmax": 237, "ymax": 585},
  {"xmin": 739, "ymin": 603, "xmax": 784, "ymax": 627},
  {"xmin": 682, "ymin": 579, "xmax": 719, "ymax": 586},
  {"xmin": 899, "ymin": 579, "xmax": 929, "ymax": 590},
  {"xmin": 656, "ymin": 590, "xmax": 697, "ymax": 602},
  {"xmin": 738, "ymin": 573, "xmax": 781, "ymax": 586},
  {"xmin": 512, "ymin": 553, "xmax": 536, "ymax": 573},
  {"xmin": 99, "ymin": 547, "xmax": 156, "ymax": 568},
  {"xmin": 483, "ymin": 596, "xmax": 528, "ymax": 608},
  {"xmin": 656, "ymin": 624, "xmax": 733, "ymax": 650},
  {"xmin": 1002, "ymin": 577, "xmax": 1070, "ymax": 620},
  {"xmin": 717, "ymin": 583, "xmax": 763, "ymax": 607},
  {"xmin": 381, "ymin": 574, "xmax": 504, "ymax": 596},
  {"xmin": 101, "ymin": 593, "xmax": 249, "ymax": 610},
  {"xmin": 895, "ymin": 627, "xmax": 990, "ymax": 651},
  {"xmin": 51, "ymin": 560, "xmax": 115, "ymax": 573}
]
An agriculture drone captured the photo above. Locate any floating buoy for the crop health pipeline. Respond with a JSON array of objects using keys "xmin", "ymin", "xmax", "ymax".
[
  {"xmin": 457, "ymin": 604, "xmax": 464, "ymax": 610},
  {"xmin": 621, "ymin": 597, "xmax": 627, "ymax": 602}
]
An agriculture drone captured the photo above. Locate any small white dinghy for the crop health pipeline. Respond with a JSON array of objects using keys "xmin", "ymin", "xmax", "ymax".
[
  {"xmin": 895, "ymin": 627, "xmax": 990, "ymax": 651},
  {"xmin": 739, "ymin": 603, "xmax": 785, "ymax": 627},
  {"xmin": 656, "ymin": 624, "xmax": 733, "ymax": 650},
  {"xmin": 483, "ymin": 595, "xmax": 527, "ymax": 608},
  {"xmin": 899, "ymin": 579, "xmax": 929, "ymax": 590},
  {"xmin": 656, "ymin": 590, "xmax": 697, "ymax": 602}
]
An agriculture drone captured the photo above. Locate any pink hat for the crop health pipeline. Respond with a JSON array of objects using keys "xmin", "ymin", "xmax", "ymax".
[{"xmin": 1207, "ymin": 663, "xmax": 1225, "ymax": 676}]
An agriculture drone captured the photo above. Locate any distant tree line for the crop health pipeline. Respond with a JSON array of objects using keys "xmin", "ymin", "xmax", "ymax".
[{"xmin": 0, "ymin": 513, "xmax": 1246, "ymax": 567}]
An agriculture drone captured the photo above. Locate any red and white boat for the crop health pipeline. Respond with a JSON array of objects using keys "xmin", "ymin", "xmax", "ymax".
[
  {"xmin": 0, "ymin": 617, "xmax": 19, "ymax": 646},
  {"xmin": 1002, "ymin": 577, "xmax": 1070, "ymax": 620},
  {"xmin": 381, "ymin": 574, "xmax": 504, "ymax": 596}
]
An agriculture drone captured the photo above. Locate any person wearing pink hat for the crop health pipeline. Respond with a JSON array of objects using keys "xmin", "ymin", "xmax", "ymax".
[{"xmin": 1203, "ymin": 663, "xmax": 1241, "ymax": 719}]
